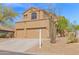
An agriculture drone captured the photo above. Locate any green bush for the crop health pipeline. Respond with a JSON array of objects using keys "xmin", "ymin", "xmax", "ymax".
[{"xmin": 67, "ymin": 32, "xmax": 78, "ymax": 44}]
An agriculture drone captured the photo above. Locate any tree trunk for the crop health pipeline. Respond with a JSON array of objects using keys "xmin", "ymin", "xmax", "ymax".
[{"xmin": 50, "ymin": 20, "xmax": 56, "ymax": 43}]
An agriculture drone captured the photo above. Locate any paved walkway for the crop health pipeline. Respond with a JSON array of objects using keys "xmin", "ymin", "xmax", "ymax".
[{"xmin": 0, "ymin": 39, "xmax": 38, "ymax": 53}]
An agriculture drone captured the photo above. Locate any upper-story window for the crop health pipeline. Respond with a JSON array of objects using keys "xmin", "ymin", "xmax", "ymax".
[
  {"xmin": 31, "ymin": 12, "xmax": 37, "ymax": 20},
  {"xmin": 24, "ymin": 14, "xmax": 27, "ymax": 18}
]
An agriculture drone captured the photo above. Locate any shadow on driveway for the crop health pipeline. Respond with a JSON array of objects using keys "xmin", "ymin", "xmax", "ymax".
[{"xmin": 0, "ymin": 50, "xmax": 31, "ymax": 55}]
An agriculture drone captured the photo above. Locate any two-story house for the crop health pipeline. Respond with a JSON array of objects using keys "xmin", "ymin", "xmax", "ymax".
[{"xmin": 15, "ymin": 7, "xmax": 58, "ymax": 39}]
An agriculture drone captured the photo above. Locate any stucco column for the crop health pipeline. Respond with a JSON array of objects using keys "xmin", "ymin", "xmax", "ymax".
[
  {"xmin": 14, "ymin": 28, "xmax": 17, "ymax": 38},
  {"xmin": 24, "ymin": 21, "xmax": 27, "ymax": 38}
]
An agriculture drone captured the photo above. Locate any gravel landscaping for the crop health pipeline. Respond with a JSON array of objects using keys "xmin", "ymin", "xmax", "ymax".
[{"xmin": 26, "ymin": 37, "xmax": 79, "ymax": 55}]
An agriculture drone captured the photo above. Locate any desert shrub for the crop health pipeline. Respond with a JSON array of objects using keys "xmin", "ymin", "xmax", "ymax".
[
  {"xmin": 0, "ymin": 32, "xmax": 7, "ymax": 38},
  {"xmin": 67, "ymin": 32, "xmax": 78, "ymax": 44}
]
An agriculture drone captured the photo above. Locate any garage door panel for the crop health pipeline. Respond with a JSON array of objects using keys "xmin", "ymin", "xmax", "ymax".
[
  {"xmin": 27, "ymin": 30, "xmax": 39, "ymax": 39},
  {"xmin": 15, "ymin": 28, "xmax": 49, "ymax": 39},
  {"xmin": 16, "ymin": 30, "xmax": 25, "ymax": 38},
  {"xmin": 26, "ymin": 28, "xmax": 49, "ymax": 39}
]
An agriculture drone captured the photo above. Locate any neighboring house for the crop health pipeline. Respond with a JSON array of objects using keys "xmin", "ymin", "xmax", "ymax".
[
  {"xmin": 0, "ymin": 30, "xmax": 14, "ymax": 38},
  {"xmin": 0, "ymin": 26, "xmax": 14, "ymax": 38},
  {"xmin": 15, "ymin": 7, "xmax": 58, "ymax": 39}
]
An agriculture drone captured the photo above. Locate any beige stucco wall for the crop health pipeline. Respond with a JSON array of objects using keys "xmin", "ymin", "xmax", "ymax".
[
  {"xmin": 15, "ymin": 8, "xmax": 57, "ymax": 39},
  {"xmin": 24, "ymin": 8, "xmax": 45, "ymax": 21},
  {"xmin": 25, "ymin": 20, "xmax": 50, "ymax": 39},
  {"xmin": 26, "ymin": 20, "xmax": 49, "ymax": 28},
  {"xmin": 15, "ymin": 20, "xmax": 50, "ymax": 39},
  {"xmin": 15, "ymin": 22, "xmax": 25, "ymax": 29}
]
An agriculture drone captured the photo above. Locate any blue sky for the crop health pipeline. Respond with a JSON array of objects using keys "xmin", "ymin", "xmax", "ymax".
[{"xmin": 2, "ymin": 3, "xmax": 79, "ymax": 25}]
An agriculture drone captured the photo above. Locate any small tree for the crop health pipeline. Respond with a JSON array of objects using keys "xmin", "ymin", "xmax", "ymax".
[
  {"xmin": 75, "ymin": 25, "xmax": 79, "ymax": 30},
  {"xmin": 57, "ymin": 16, "xmax": 70, "ymax": 37},
  {"xmin": 47, "ymin": 4, "xmax": 57, "ymax": 43},
  {"xmin": 0, "ymin": 4, "xmax": 18, "ymax": 28},
  {"xmin": 0, "ymin": 4, "xmax": 18, "ymax": 38}
]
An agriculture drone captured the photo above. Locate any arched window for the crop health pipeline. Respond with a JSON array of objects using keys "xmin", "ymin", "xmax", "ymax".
[{"xmin": 31, "ymin": 12, "xmax": 37, "ymax": 20}]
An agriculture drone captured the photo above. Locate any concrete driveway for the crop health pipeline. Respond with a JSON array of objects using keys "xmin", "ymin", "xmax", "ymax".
[
  {"xmin": 0, "ymin": 39, "xmax": 38, "ymax": 54},
  {"xmin": 0, "ymin": 50, "xmax": 28, "ymax": 55}
]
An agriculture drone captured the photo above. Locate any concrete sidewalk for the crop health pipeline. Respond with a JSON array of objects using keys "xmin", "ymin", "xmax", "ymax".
[{"xmin": 0, "ymin": 39, "xmax": 38, "ymax": 53}]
